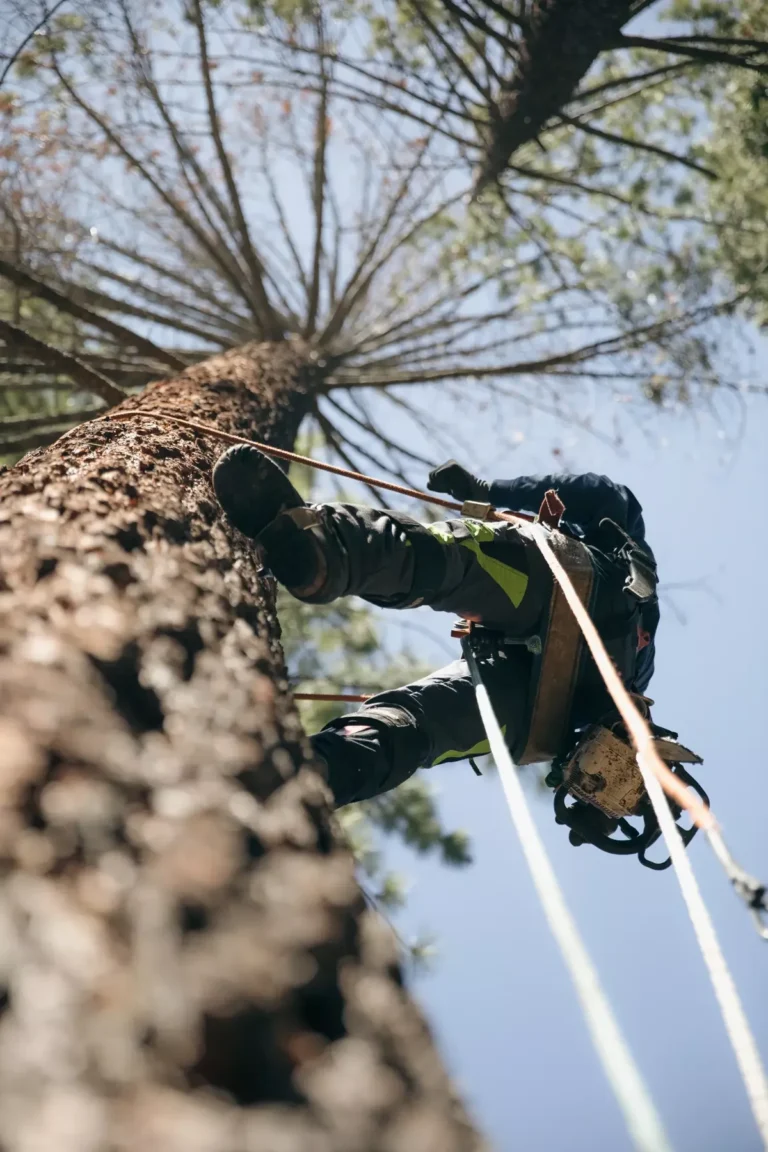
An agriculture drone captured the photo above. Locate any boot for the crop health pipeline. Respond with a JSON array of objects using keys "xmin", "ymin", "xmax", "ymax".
[{"xmin": 212, "ymin": 444, "xmax": 325, "ymax": 594}]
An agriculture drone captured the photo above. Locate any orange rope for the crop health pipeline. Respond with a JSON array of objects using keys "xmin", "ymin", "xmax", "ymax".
[
  {"xmin": 530, "ymin": 525, "xmax": 715, "ymax": 833},
  {"xmin": 105, "ymin": 408, "xmax": 537, "ymax": 520}
]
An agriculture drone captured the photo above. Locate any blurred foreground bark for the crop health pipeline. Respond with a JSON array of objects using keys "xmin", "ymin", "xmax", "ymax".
[{"xmin": 0, "ymin": 342, "xmax": 485, "ymax": 1152}]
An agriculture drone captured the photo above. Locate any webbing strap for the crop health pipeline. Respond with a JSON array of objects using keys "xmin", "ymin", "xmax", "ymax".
[
  {"xmin": 516, "ymin": 529, "xmax": 594, "ymax": 765},
  {"xmin": 529, "ymin": 523, "xmax": 768, "ymax": 1149},
  {"xmin": 464, "ymin": 641, "xmax": 673, "ymax": 1152}
]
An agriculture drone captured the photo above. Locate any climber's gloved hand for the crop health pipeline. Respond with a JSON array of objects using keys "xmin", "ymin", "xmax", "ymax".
[{"xmin": 427, "ymin": 459, "xmax": 491, "ymax": 504}]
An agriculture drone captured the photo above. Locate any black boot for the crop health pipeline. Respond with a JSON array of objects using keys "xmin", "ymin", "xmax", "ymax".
[{"xmin": 212, "ymin": 444, "xmax": 324, "ymax": 592}]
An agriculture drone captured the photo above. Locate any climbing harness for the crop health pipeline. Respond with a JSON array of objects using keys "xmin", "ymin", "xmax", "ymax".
[
  {"xmin": 458, "ymin": 616, "xmax": 709, "ymax": 872},
  {"xmin": 96, "ymin": 406, "xmax": 768, "ymax": 1146},
  {"xmin": 103, "ymin": 407, "xmax": 768, "ymax": 925}
]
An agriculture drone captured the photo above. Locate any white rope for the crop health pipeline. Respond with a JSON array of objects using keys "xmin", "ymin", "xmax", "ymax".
[
  {"xmin": 465, "ymin": 646, "xmax": 673, "ymax": 1152},
  {"xmin": 529, "ymin": 522, "xmax": 768, "ymax": 1150}
]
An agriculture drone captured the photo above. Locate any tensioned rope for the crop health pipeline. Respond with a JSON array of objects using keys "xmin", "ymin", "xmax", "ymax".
[
  {"xmin": 530, "ymin": 524, "xmax": 768, "ymax": 1147},
  {"xmin": 103, "ymin": 407, "xmax": 768, "ymax": 1144},
  {"xmin": 464, "ymin": 641, "xmax": 672, "ymax": 1152}
]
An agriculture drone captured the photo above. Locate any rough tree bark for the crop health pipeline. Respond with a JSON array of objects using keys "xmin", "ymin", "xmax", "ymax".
[
  {"xmin": 475, "ymin": 0, "xmax": 635, "ymax": 191},
  {"xmin": 0, "ymin": 342, "xmax": 486, "ymax": 1152}
]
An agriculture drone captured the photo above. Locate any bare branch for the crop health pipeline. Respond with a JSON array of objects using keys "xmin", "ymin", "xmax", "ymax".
[
  {"xmin": 568, "ymin": 62, "xmax": 691, "ymax": 107},
  {"xmin": 305, "ymin": 11, "xmax": 330, "ymax": 338},
  {"xmin": 557, "ymin": 114, "xmax": 719, "ymax": 180},
  {"xmin": 117, "ymin": 0, "xmax": 259, "ymax": 281},
  {"xmin": 0, "ymin": 406, "xmax": 101, "ymax": 435},
  {"xmin": 0, "ymin": 259, "xmax": 187, "ymax": 369},
  {"xmin": 259, "ymin": 140, "xmax": 309, "ymax": 301},
  {"xmin": 319, "ymin": 132, "xmax": 441, "ymax": 344},
  {"xmin": 191, "ymin": 0, "xmax": 283, "ymax": 338},
  {"xmin": 314, "ymin": 409, "xmax": 394, "ymax": 507},
  {"xmin": 0, "ymin": 0, "xmax": 68, "ymax": 88},
  {"xmin": 438, "ymin": 0, "xmax": 519, "ymax": 53},
  {"xmin": 50, "ymin": 273, "xmax": 227, "ymax": 348},
  {"xmin": 327, "ymin": 294, "xmax": 747, "ymax": 391},
  {"xmin": 49, "ymin": 57, "xmax": 260, "ymax": 317},
  {"xmin": 615, "ymin": 33, "xmax": 768, "ymax": 73},
  {"xmin": 87, "ymin": 240, "xmax": 252, "ymax": 335},
  {"xmin": 325, "ymin": 394, "xmax": 435, "ymax": 468},
  {"xmin": 0, "ymin": 321, "xmax": 125, "ymax": 405},
  {"xmin": 411, "ymin": 0, "xmax": 493, "ymax": 102}
]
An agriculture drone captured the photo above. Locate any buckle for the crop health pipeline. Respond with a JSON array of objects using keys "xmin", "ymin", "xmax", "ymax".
[
  {"xmin": 624, "ymin": 553, "xmax": 657, "ymax": 602},
  {"xmin": 460, "ymin": 499, "xmax": 493, "ymax": 521}
]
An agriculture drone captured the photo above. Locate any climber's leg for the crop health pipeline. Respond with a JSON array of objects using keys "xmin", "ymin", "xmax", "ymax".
[{"xmin": 312, "ymin": 649, "xmax": 531, "ymax": 806}]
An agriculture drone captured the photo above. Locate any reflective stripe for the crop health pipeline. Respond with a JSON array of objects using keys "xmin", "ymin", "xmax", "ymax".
[
  {"xmin": 425, "ymin": 523, "xmax": 454, "ymax": 545},
  {"xmin": 431, "ymin": 725, "xmax": 506, "ymax": 766},
  {"xmin": 426, "ymin": 519, "xmax": 529, "ymax": 608}
]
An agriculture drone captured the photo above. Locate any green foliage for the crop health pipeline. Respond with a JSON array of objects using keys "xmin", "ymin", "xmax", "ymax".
[{"xmin": 693, "ymin": 2, "xmax": 768, "ymax": 323}]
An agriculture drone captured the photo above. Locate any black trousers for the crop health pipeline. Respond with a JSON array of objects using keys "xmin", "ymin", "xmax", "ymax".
[{"xmin": 300, "ymin": 504, "xmax": 633, "ymax": 807}]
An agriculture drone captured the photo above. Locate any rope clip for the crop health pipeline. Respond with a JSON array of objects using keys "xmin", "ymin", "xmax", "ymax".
[{"xmin": 730, "ymin": 868, "xmax": 768, "ymax": 941}]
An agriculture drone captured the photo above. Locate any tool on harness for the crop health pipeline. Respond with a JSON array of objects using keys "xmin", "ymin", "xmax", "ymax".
[
  {"xmin": 547, "ymin": 712, "xmax": 708, "ymax": 871},
  {"xmin": 597, "ymin": 517, "xmax": 658, "ymax": 604},
  {"xmin": 462, "ymin": 621, "xmax": 708, "ymax": 869}
]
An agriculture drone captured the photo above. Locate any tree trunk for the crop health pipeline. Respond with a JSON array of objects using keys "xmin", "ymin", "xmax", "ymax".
[
  {"xmin": 0, "ymin": 342, "xmax": 485, "ymax": 1152},
  {"xmin": 476, "ymin": 0, "xmax": 635, "ymax": 190}
]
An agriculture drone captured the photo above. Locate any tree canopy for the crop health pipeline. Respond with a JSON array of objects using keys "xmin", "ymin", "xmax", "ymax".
[{"xmin": 1, "ymin": 0, "xmax": 766, "ymax": 477}]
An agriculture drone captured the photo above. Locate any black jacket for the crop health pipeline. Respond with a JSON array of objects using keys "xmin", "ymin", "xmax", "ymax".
[{"xmin": 489, "ymin": 472, "xmax": 658, "ymax": 693}]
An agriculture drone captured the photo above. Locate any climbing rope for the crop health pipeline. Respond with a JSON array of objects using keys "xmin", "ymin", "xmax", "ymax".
[
  {"xmin": 464, "ymin": 640, "xmax": 673, "ymax": 1152},
  {"xmin": 530, "ymin": 524, "xmax": 768, "ymax": 1146},
  {"xmin": 105, "ymin": 407, "xmax": 536, "ymax": 520},
  {"xmin": 96, "ymin": 406, "xmax": 768, "ymax": 1143}
]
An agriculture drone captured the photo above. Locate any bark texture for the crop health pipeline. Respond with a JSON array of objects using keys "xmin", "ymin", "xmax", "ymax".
[
  {"xmin": 475, "ymin": 0, "xmax": 634, "ymax": 191},
  {"xmin": 0, "ymin": 342, "xmax": 486, "ymax": 1152}
]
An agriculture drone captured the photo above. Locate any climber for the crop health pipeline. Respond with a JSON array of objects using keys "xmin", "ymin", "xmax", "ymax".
[{"xmin": 212, "ymin": 447, "xmax": 659, "ymax": 809}]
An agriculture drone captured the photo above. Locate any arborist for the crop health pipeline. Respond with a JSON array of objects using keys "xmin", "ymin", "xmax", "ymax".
[{"xmin": 211, "ymin": 443, "xmax": 698, "ymax": 861}]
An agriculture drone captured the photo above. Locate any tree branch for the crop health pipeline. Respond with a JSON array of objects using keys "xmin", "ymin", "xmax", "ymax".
[
  {"xmin": 557, "ymin": 115, "xmax": 719, "ymax": 179},
  {"xmin": 0, "ymin": 259, "xmax": 187, "ymax": 369},
  {"xmin": 0, "ymin": 406, "xmax": 102, "ymax": 436},
  {"xmin": 259, "ymin": 140, "xmax": 309, "ymax": 300},
  {"xmin": 0, "ymin": 0, "xmax": 68, "ymax": 88},
  {"xmin": 305, "ymin": 12, "xmax": 330, "ymax": 338},
  {"xmin": 325, "ymin": 394, "xmax": 435, "ymax": 468},
  {"xmin": 314, "ymin": 409, "xmax": 394, "ymax": 507},
  {"xmin": 326, "ymin": 295, "xmax": 746, "ymax": 390},
  {"xmin": 0, "ymin": 321, "xmax": 125, "ymax": 406},
  {"xmin": 49, "ymin": 57, "xmax": 260, "ymax": 319},
  {"xmin": 568, "ymin": 62, "xmax": 691, "ymax": 107},
  {"xmin": 412, "ymin": 0, "xmax": 492, "ymax": 102},
  {"xmin": 191, "ymin": 0, "xmax": 283, "ymax": 339},
  {"xmin": 438, "ymin": 0, "xmax": 519, "ymax": 53},
  {"xmin": 117, "ymin": 0, "xmax": 259, "ymax": 282},
  {"xmin": 615, "ymin": 33, "xmax": 768, "ymax": 73}
]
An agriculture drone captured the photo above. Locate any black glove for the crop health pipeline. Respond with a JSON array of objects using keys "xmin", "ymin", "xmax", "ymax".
[{"xmin": 426, "ymin": 459, "xmax": 490, "ymax": 503}]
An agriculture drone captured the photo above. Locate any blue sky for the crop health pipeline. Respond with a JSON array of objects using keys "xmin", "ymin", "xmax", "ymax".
[
  {"xmin": 367, "ymin": 385, "xmax": 768, "ymax": 1151},
  {"xmin": 11, "ymin": 2, "xmax": 766, "ymax": 1143}
]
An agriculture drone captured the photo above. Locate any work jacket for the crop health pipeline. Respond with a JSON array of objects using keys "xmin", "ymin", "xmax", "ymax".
[{"xmin": 489, "ymin": 472, "xmax": 658, "ymax": 694}]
